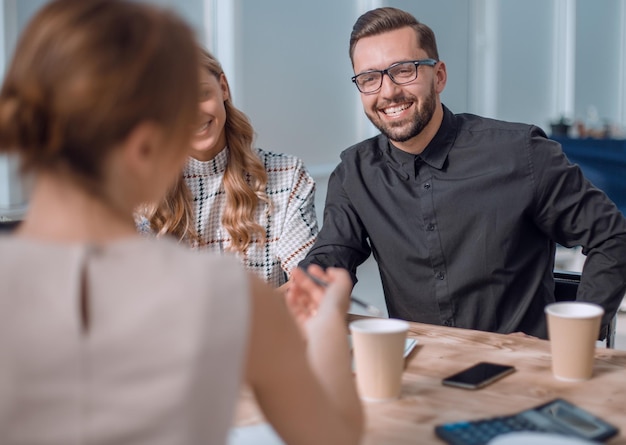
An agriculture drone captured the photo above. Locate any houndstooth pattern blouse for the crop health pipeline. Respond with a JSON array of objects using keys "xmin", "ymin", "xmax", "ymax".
[{"xmin": 182, "ymin": 147, "xmax": 318, "ymax": 287}]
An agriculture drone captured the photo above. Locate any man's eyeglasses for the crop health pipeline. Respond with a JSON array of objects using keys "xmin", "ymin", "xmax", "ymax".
[{"xmin": 351, "ymin": 59, "xmax": 438, "ymax": 94}]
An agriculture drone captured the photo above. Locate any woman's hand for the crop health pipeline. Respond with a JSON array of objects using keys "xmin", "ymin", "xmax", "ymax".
[{"xmin": 286, "ymin": 265, "xmax": 352, "ymax": 327}]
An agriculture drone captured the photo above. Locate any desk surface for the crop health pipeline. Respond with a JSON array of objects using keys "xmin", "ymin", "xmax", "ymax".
[{"xmin": 235, "ymin": 316, "xmax": 626, "ymax": 444}]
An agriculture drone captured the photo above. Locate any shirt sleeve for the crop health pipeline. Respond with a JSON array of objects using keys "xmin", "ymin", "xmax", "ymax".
[
  {"xmin": 276, "ymin": 158, "xmax": 319, "ymax": 277},
  {"xmin": 299, "ymin": 159, "xmax": 372, "ymax": 284},
  {"xmin": 528, "ymin": 126, "xmax": 626, "ymax": 329}
]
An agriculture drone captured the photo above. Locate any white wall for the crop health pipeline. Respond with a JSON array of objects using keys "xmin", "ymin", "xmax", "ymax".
[
  {"xmin": 575, "ymin": 0, "xmax": 624, "ymax": 128},
  {"xmin": 495, "ymin": 0, "xmax": 557, "ymax": 127},
  {"xmin": 235, "ymin": 1, "xmax": 361, "ymax": 168}
]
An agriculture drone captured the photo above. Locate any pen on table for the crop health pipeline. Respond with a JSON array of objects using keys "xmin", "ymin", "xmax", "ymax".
[{"xmin": 299, "ymin": 267, "xmax": 382, "ymax": 317}]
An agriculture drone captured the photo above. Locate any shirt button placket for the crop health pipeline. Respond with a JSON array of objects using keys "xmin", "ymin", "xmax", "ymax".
[{"xmin": 418, "ymin": 168, "xmax": 453, "ymax": 327}]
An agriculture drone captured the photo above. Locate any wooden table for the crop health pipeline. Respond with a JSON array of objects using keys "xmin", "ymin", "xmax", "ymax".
[{"xmin": 235, "ymin": 316, "xmax": 626, "ymax": 444}]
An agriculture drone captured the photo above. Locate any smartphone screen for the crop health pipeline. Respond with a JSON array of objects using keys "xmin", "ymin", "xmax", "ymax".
[{"xmin": 442, "ymin": 362, "xmax": 515, "ymax": 390}]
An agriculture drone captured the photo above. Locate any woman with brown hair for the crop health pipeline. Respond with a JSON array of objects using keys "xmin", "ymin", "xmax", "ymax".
[
  {"xmin": 0, "ymin": 1, "xmax": 362, "ymax": 444},
  {"xmin": 138, "ymin": 49, "xmax": 317, "ymax": 288}
]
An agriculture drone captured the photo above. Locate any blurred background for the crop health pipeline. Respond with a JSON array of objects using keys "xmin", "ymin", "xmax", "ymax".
[{"xmin": 1, "ymin": 0, "xmax": 625, "ymax": 346}]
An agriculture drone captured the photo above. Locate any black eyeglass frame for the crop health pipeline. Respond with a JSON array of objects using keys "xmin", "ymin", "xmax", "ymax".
[{"xmin": 351, "ymin": 58, "xmax": 438, "ymax": 93}]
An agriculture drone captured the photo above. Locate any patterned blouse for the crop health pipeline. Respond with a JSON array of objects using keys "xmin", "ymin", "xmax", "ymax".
[{"xmin": 179, "ymin": 147, "xmax": 317, "ymax": 287}]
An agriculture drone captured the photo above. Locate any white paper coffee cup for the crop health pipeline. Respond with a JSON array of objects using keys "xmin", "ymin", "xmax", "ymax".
[
  {"xmin": 349, "ymin": 318, "xmax": 409, "ymax": 402},
  {"xmin": 545, "ymin": 302, "xmax": 604, "ymax": 381}
]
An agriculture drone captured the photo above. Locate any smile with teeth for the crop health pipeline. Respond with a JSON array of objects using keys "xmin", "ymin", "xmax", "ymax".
[{"xmin": 381, "ymin": 103, "xmax": 411, "ymax": 117}]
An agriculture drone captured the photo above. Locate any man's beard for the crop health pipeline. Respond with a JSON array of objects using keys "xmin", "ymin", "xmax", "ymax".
[{"xmin": 366, "ymin": 83, "xmax": 437, "ymax": 143}]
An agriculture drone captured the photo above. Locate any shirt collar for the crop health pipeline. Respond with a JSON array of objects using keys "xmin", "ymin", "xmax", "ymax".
[
  {"xmin": 383, "ymin": 104, "xmax": 457, "ymax": 175},
  {"xmin": 184, "ymin": 146, "xmax": 229, "ymax": 176},
  {"xmin": 419, "ymin": 104, "xmax": 457, "ymax": 170}
]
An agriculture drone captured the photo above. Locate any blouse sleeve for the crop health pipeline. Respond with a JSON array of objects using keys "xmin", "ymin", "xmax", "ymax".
[{"xmin": 276, "ymin": 157, "xmax": 318, "ymax": 276}]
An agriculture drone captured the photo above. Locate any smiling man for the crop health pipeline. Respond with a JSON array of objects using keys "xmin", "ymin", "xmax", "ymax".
[{"xmin": 300, "ymin": 7, "xmax": 626, "ymax": 339}]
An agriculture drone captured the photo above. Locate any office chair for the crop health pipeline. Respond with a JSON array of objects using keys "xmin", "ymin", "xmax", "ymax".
[{"xmin": 553, "ymin": 270, "xmax": 616, "ymax": 349}]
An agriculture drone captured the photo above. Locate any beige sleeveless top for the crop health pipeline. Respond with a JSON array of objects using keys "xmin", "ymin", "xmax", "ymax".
[{"xmin": 0, "ymin": 236, "xmax": 250, "ymax": 445}]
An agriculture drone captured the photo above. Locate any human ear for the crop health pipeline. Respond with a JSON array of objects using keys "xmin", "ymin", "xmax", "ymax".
[
  {"xmin": 121, "ymin": 121, "xmax": 163, "ymax": 179},
  {"xmin": 219, "ymin": 73, "xmax": 230, "ymax": 102},
  {"xmin": 434, "ymin": 60, "xmax": 447, "ymax": 94}
]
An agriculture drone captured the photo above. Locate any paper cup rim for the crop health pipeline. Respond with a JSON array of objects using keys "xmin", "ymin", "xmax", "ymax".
[
  {"xmin": 544, "ymin": 301, "xmax": 604, "ymax": 319},
  {"xmin": 552, "ymin": 374, "xmax": 591, "ymax": 382},
  {"xmin": 349, "ymin": 318, "xmax": 409, "ymax": 334},
  {"xmin": 360, "ymin": 395, "xmax": 399, "ymax": 403}
]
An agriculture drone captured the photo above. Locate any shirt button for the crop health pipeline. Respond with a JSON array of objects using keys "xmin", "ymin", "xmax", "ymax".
[
  {"xmin": 424, "ymin": 183, "xmax": 431, "ymax": 190},
  {"xmin": 426, "ymin": 223, "xmax": 435, "ymax": 231},
  {"xmin": 435, "ymin": 271, "xmax": 445, "ymax": 280}
]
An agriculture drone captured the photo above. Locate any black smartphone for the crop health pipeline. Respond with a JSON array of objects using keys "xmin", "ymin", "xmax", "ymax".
[{"xmin": 442, "ymin": 362, "xmax": 515, "ymax": 390}]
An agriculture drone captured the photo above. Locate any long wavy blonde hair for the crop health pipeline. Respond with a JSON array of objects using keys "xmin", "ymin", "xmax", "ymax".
[{"xmin": 143, "ymin": 48, "xmax": 269, "ymax": 252}]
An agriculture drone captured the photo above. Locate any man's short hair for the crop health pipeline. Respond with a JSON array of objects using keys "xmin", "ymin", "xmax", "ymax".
[{"xmin": 349, "ymin": 7, "xmax": 440, "ymax": 64}]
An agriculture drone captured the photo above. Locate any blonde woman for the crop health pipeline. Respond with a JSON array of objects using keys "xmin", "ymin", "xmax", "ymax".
[
  {"xmin": 139, "ymin": 50, "xmax": 317, "ymax": 288},
  {"xmin": 0, "ymin": 0, "xmax": 362, "ymax": 443}
]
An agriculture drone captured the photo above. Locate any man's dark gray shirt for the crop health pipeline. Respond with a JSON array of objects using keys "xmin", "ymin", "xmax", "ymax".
[{"xmin": 301, "ymin": 105, "xmax": 626, "ymax": 338}]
